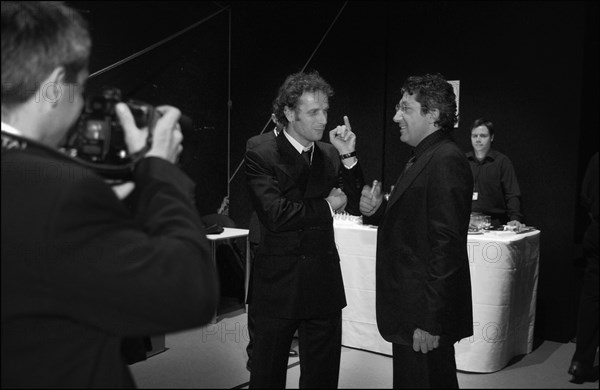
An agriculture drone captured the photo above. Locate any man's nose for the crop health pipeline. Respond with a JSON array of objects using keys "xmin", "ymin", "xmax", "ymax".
[{"xmin": 317, "ymin": 111, "xmax": 327, "ymax": 124}]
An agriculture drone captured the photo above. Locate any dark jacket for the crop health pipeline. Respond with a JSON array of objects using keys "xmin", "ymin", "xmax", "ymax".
[
  {"xmin": 244, "ymin": 131, "xmax": 364, "ymax": 318},
  {"xmin": 581, "ymin": 152, "xmax": 598, "ymax": 255},
  {"xmin": 371, "ymin": 137, "xmax": 473, "ymax": 345},
  {"xmin": 1, "ymin": 132, "xmax": 219, "ymax": 388},
  {"xmin": 246, "ymin": 130, "xmax": 278, "ymax": 245}
]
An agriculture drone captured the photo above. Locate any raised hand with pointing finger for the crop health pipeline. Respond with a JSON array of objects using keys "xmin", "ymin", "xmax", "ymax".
[{"xmin": 329, "ymin": 115, "xmax": 357, "ymax": 165}]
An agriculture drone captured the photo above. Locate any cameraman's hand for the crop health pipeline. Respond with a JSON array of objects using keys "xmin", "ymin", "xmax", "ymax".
[
  {"xmin": 116, "ymin": 103, "xmax": 183, "ymax": 164},
  {"xmin": 115, "ymin": 103, "xmax": 147, "ymax": 154}
]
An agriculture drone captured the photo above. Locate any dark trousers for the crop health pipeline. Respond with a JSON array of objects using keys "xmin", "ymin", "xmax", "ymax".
[
  {"xmin": 246, "ymin": 242, "xmax": 298, "ymax": 368},
  {"xmin": 392, "ymin": 343, "xmax": 459, "ymax": 389},
  {"xmin": 572, "ymin": 247, "xmax": 599, "ymax": 370},
  {"xmin": 246, "ymin": 242, "xmax": 258, "ymax": 363},
  {"xmin": 249, "ymin": 312, "xmax": 342, "ymax": 389}
]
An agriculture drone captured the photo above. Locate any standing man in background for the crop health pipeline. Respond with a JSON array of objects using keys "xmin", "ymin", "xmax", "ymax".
[
  {"xmin": 360, "ymin": 73, "xmax": 473, "ymax": 388},
  {"xmin": 1, "ymin": 2, "xmax": 218, "ymax": 387},
  {"xmin": 245, "ymin": 71, "xmax": 364, "ymax": 388},
  {"xmin": 568, "ymin": 152, "xmax": 599, "ymax": 384},
  {"xmin": 467, "ymin": 118, "xmax": 524, "ymax": 229}
]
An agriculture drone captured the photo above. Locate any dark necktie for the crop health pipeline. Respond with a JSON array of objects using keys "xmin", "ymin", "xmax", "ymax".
[
  {"xmin": 404, "ymin": 155, "xmax": 416, "ymax": 172},
  {"xmin": 390, "ymin": 155, "xmax": 417, "ymax": 196},
  {"xmin": 302, "ymin": 147, "xmax": 312, "ymax": 166}
]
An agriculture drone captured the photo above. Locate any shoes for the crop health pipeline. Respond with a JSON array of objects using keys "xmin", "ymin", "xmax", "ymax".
[{"xmin": 568, "ymin": 360, "xmax": 596, "ymax": 384}]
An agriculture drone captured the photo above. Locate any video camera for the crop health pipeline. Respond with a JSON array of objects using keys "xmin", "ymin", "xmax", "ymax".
[{"xmin": 62, "ymin": 87, "xmax": 189, "ymax": 181}]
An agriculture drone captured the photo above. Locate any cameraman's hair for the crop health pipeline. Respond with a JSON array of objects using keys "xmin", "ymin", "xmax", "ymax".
[
  {"xmin": 272, "ymin": 71, "xmax": 334, "ymax": 129},
  {"xmin": 401, "ymin": 73, "xmax": 458, "ymax": 133},
  {"xmin": 1, "ymin": 1, "xmax": 91, "ymax": 108},
  {"xmin": 471, "ymin": 118, "xmax": 495, "ymax": 136}
]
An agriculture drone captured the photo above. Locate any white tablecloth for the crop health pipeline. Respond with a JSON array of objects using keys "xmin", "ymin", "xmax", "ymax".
[{"xmin": 333, "ymin": 220, "xmax": 540, "ymax": 373}]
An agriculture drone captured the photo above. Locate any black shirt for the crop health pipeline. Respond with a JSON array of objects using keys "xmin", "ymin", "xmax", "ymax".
[
  {"xmin": 414, "ymin": 130, "xmax": 451, "ymax": 160},
  {"xmin": 399, "ymin": 130, "xmax": 450, "ymax": 181},
  {"xmin": 466, "ymin": 149, "xmax": 523, "ymax": 223}
]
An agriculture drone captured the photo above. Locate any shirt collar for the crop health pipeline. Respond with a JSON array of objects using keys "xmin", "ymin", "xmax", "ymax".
[
  {"xmin": 1, "ymin": 122, "xmax": 22, "ymax": 136},
  {"xmin": 486, "ymin": 149, "xmax": 499, "ymax": 160},
  {"xmin": 283, "ymin": 129, "xmax": 314, "ymax": 154},
  {"xmin": 467, "ymin": 149, "xmax": 497, "ymax": 162}
]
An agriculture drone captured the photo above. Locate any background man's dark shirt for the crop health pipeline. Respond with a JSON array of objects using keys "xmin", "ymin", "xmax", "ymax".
[{"xmin": 466, "ymin": 149, "xmax": 522, "ymax": 223}]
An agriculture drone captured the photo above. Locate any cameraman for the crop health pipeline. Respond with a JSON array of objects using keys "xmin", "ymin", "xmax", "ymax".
[{"xmin": 1, "ymin": 2, "xmax": 218, "ymax": 388}]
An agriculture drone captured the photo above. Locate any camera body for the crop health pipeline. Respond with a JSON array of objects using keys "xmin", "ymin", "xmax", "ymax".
[{"xmin": 63, "ymin": 87, "xmax": 159, "ymax": 166}]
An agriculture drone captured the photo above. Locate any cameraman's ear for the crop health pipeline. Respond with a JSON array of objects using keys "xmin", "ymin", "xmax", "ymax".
[{"xmin": 39, "ymin": 67, "xmax": 66, "ymax": 109}]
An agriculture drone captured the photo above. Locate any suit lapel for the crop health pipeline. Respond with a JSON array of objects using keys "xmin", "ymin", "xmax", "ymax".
[
  {"xmin": 276, "ymin": 132, "xmax": 308, "ymax": 182},
  {"xmin": 386, "ymin": 141, "xmax": 447, "ymax": 210},
  {"xmin": 274, "ymin": 135, "xmax": 333, "ymax": 199}
]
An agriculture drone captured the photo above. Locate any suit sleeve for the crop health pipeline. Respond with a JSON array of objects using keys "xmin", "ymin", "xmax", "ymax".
[
  {"xmin": 245, "ymin": 147, "xmax": 332, "ymax": 232},
  {"xmin": 47, "ymin": 157, "xmax": 219, "ymax": 337},
  {"xmin": 338, "ymin": 160, "xmax": 365, "ymax": 216},
  {"xmin": 422, "ymin": 153, "xmax": 472, "ymax": 335}
]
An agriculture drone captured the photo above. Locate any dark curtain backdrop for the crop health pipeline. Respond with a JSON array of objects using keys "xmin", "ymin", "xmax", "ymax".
[
  {"xmin": 73, "ymin": 1, "xmax": 597, "ymax": 342},
  {"xmin": 74, "ymin": 1, "xmax": 230, "ymax": 215}
]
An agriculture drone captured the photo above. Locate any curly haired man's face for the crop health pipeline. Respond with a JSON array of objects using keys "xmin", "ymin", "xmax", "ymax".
[
  {"xmin": 285, "ymin": 90, "xmax": 329, "ymax": 147},
  {"xmin": 393, "ymin": 93, "xmax": 431, "ymax": 147}
]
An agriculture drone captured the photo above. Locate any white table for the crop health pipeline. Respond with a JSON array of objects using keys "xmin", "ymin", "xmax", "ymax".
[
  {"xmin": 333, "ymin": 219, "xmax": 540, "ymax": 373},
  {"xmin": 207, "ymin": 227, "xmax": 249, "ymax": 323}
]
